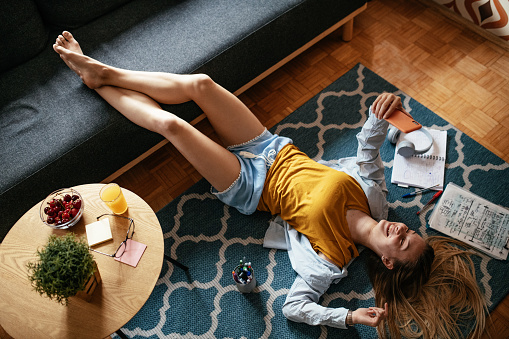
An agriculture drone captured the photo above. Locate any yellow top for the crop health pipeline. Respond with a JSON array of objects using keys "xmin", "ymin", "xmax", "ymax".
[{"xmin": 257, "ymin": 144, "xmax": 370, "ymax": 267}]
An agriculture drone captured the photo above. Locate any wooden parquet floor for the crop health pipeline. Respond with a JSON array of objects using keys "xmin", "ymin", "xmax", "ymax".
[
  {"xmin": 109, "ymin": 0, "xmax": 509, "ymax": 338},
  {"xmin": 4, "ymin": 1, "xmax": 502, "ymax": 339},
  {"xmin": 0, "ymin": 2, "xmax": 506, "ymax": 338},
  {"xmin": 0, "ymin": 1, "xmax": 506, "ymax": 338}
]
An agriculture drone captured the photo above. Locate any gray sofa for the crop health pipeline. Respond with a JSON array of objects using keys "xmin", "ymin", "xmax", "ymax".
[{"xmin": 0, "ymin": 0, "xmax": 367, "ymax": 241}]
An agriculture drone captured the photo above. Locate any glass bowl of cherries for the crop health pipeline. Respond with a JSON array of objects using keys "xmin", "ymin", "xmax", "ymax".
[{"xmin": 40, "ymin": 188, "xmax": 84, "ymax": 229}]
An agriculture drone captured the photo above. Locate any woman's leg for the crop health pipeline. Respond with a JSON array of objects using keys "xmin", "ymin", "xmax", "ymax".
[
  {"xmin": 54, "ymin": 31, "xmax": 265, "ymax": 147},
  {"xmin": 97, "ymin": 86, "xmax": 241, "ymax": 191},
  {"xmin": 54, "ymin": 32, "xmax": 241, "ymax": 191}
]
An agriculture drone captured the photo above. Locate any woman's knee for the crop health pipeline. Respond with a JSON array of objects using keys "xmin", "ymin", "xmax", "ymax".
[
  {"xmin": 156, "ymin": 114, "xmax": 187, "ymax": 137},
  {"xmin": 188, "ymin": 73, "xmax": 216, "ymax": 96}
]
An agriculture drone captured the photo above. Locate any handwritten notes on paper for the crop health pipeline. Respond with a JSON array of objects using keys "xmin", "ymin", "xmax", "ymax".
[
  {"xmin": 429, "ymin": 183, "xmax": 509, "ymax": 260},
  {"xmin": 391, "ymin": 128, "xmax": 447, "ymax": 190}
]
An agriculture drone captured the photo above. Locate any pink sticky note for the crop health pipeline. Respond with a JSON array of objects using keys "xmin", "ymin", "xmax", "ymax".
[{"xmin": 115, "ymin": 239, "xmax": 147, "ymax": 267}]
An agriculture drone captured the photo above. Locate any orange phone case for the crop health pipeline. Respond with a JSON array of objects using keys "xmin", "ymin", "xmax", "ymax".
[{"xmin": 385, "ymin": 109, "xmax": 422, "ymax": 133}]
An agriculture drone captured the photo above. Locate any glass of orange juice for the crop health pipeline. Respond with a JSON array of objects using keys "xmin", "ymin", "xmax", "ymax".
[{"xmin": 100, "ymin": 183, "xmax": 128, "ymax": 214}]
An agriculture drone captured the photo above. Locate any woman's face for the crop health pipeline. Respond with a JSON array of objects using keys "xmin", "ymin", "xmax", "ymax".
[{"xmin": 374, "ymin": 220, "xmax": 426, "ymax": 269}]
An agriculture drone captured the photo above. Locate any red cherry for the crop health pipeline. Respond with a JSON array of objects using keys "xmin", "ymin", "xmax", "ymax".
[
  {"xmin": 73, "ymin": 199, "xmax": 82, "ymax": 209},
  {"xmin": 70, "ymin": 208, "xmax": 79, "ymax": 218},
  {"xmin": 45, "ymin": 192, "xmax": 82, "ymax": 226}
]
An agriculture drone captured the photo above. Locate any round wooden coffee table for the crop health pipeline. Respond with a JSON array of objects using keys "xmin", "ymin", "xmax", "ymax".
[{"xmin": 0, "ymin": 184, "xmax": 165, "ymax": 338}]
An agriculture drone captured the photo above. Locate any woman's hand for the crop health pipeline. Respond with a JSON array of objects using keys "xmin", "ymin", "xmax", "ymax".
[
  {"xmin": 372, "ymin": 93, "xmax": 407, "ymax": 120},
  {"xmin": 351, "ymin": 303, "xmax": 388, "ymax": 327}
]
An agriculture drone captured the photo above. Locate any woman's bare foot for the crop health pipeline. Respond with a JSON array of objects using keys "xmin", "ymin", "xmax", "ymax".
[
  {"xmin": 55, "ymin": 31, "xmax": 83, "ymax": 55},
  {"xmin": 53, "ymin": 31, "xmax": 107, "ymax": 89}
]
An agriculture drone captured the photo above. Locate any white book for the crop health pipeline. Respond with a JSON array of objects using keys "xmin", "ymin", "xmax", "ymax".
[
  {"xmin": 429, "ymin": 183, "xmax": 509, "ymax": 260},
  {"xmin": 391, "ymin": 128, "xmax": 447, "ymax": 190},
  {"xmin": 86, "ymin": 218, "xmax": 113, "ymax": 247}
]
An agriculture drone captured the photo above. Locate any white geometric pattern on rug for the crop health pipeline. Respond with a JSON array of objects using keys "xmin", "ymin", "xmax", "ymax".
[{"xmin": 116, "ymin": 64, "xmax": 509, "ymax": 338}]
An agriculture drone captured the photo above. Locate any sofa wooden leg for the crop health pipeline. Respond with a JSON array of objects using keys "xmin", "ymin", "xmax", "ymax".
[{"xmin": 342, "ymin": 18, "xmax": 354, "ymax": 42}]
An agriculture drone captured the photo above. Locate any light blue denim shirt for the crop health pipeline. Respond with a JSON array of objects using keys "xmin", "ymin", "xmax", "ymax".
[{"xmin": 263, "ymin": 109, "xmax": 390, "ymax": 329}]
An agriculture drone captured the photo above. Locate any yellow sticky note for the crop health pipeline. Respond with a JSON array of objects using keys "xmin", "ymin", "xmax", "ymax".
[{"xmin": 86, "ymin": 219, "xmax": 113, "ymax": 246}]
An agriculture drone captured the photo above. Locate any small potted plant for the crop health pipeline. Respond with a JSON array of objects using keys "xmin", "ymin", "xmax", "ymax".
[{"xmin": 27, "ymin": 233, "xmax": 101, "ymax": 305}]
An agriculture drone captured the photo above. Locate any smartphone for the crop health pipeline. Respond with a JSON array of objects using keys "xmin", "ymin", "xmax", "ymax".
[{"xmin": 385, "ymin": 109, "xmax": 422, "ymax": 133}]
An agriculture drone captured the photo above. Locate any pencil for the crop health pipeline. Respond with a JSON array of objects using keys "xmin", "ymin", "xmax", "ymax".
[{"xmin": 416, "ymin": 190, "xmax": 443, "ymax": 215}]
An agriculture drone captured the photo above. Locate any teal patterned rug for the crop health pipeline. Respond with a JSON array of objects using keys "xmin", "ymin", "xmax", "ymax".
[{"xmin": 116, "ymin": 64, "xmax": 509, "ymax": 338}]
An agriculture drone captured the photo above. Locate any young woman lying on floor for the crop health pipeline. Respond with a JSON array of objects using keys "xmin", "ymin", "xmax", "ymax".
[{"xmin": 53, "ymin": 31, "xmax": 488, "ymax": 338}]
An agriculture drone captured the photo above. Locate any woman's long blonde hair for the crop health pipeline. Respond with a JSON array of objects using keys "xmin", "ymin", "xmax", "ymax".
[{"xmin": 367, "ymin": 236, "xmax": 489, "ymax": 338}]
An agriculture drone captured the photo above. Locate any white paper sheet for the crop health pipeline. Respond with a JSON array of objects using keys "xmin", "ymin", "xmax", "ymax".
[{"xmin": 429, "ymin": 183, "xmax": 509, "ymax": 260}]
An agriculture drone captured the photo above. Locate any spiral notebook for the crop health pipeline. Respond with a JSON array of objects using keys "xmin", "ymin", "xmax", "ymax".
[{"xmin": 391, "ymin": 128, "xmax": 447, "ymax": 190}]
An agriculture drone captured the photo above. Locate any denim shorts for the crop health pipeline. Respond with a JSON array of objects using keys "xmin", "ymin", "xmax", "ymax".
[{"xmin": 211, "ymin": 129, "xmax": 292, "ymax": 215}]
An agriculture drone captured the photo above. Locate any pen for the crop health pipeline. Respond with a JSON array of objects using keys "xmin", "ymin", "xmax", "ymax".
[
  {"xmin": 416, "ymin": 190, "xmax": 443, "ymax": 215},
  {"xmin": 402, "ymin": 184, "xmax": 440, "ymax": 198}
]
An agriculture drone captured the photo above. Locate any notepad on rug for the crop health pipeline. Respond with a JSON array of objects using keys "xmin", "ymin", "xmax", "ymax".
[
  {"xmin": 115, "ymin": 239, "xmax": 147, "ymax": 267},
  {"xmin": 85, "ymin": 218, "xmax": 113, "ymax": 246},
  {"xmin": 391, "ymin": 128, "xmax": 447, "ymax": 190},
  {"xmin": 429, "ymin": 183, "xmax": 509, "ymax": 260}
]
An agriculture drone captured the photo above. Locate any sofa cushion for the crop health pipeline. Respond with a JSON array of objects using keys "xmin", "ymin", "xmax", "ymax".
[
  {"xmin": 0, "ymin": 0, "xmax": 48, "ymax": 73},
  {"xmin": 1, "ymin": 0, "xmax": 366, "ymax": 241},
  {"xmin": 35, "ymin": 0, "xmax": 133, "ymax": 28}
]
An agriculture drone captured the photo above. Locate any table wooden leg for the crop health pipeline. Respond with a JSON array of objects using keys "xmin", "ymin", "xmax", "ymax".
[
  {"xmin": 165, "ymin": 254, "xmax": 189, "ymax": 271},
  {"xmin": 115, "ymin": 329, "xmax": 128, "ymax": 339}
]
